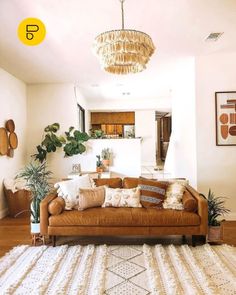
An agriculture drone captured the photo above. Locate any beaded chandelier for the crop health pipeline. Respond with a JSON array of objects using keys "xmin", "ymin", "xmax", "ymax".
[{"xmin": 93, "ymin": 0, "xmax": 155, "ymax": 75}]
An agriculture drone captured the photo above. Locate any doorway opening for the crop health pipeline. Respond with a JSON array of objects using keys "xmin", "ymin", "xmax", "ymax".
[{"xmin": 156, "ymin": 111, "xmax": 172, "ymax": 169}]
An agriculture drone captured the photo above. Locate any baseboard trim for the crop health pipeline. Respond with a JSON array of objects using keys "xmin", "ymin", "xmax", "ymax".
[
  {"xmin": 225, "ymin": 212, "xmax": 236, "ymax": 221},
  {"xmin": 0, "ymin": 208, "xmax": 9, "ymax": 219}
]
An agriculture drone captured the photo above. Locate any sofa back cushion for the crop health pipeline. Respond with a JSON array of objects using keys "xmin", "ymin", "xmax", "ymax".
[
  {"xmin": 123, "ymin": 177, "xmax": 139, "ymax": 188},
  {"xmin": 138, "ymin": 179, "xmax": 168, "ymax": 208},
  {"xmin": 94, "ymin": 178, "xmax": 122, "ymax": 188}
]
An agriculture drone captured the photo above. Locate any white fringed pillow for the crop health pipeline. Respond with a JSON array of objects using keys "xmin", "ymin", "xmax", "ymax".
[
  {"xmin": 163, "ymin": 182, "xmax": 185, "ymax": 210},
  {"xmin": 54, "ymin": 174, "xmax": 94, "ymax": 210},
  {"xmin": 102, "ymin": 187, "xmax": 142, "ymax": 208}
]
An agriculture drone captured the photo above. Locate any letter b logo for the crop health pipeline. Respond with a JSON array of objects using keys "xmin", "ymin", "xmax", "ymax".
[
  {"xmin": 18, "ymin": 18, "xmax": 46, "ymax": 46},
  {"xmin": 26, "ymin": 25, "xmax": 39, "ymax": 40}
]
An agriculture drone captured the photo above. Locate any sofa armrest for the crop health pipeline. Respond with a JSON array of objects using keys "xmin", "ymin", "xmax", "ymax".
[
  {"xmin": 186, "ymin": 184, "xmax": 208, "ymax": 234},
  {"xmin": 40, "ymin": 193, "xmax": 58, "ymax": 235}
]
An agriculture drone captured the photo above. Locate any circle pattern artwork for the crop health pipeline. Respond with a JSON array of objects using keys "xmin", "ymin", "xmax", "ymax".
[
  {"xmin": 0, "ymin": 119, "xmax": 18, "ymax": 158},
  {"xmin": 0, "ymin": 128, "xmax": 8, "ymax": 155},
  {"xmin": 5, "ymin": 119, "xmax": 15, "ymax": 133},
  {"xmin": 9, "ymin": 132, "xmax": 18, "ymax": 149}
]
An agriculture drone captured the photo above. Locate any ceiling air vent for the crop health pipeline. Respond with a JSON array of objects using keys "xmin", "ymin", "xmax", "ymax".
[{"xmin": 205, "ymin": 32, "xmax": 224, "ymax": 42}]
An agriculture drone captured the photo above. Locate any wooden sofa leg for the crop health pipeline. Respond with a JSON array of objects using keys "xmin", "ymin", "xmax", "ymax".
[
  {"xmin": 192, "ymin": 235, "xmax": 197, "ymax": 247},
  {"xmin": 52, "ymin": 236, "xmax": 56, "ymax": 247},
  {"xmin": 199, "ymin": 235, "xmax": 206, "ymax": 244},
  {"xmin": 182, "ymin": 235, "xmax": 187, "ymax": 244},
  {"xmin": 192, "ymin": 235, "xmax": 207, "ymax": 246}
]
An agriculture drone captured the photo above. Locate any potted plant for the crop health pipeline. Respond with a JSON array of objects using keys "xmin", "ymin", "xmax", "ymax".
[
  {"xmin": 17, "ymin": 161, "xmax": 52, "ymax": 233},
  {"xmin": 34, "ymin": 123, "xmax": 90, "ymax": 162},
  {"xmin": 90, "ymin": 129, "xmax": 105, "ymax": 139},
  {"xmin": 101, "ymin": 148, "xmax": 112, "ymax": 166},
  {"xmin": 201, "ymin": 189, "xmax": 230, "ymax": 242},
  {"xmin": 96, "ymin": 155, "xmax": 103, "ymax": 173}
]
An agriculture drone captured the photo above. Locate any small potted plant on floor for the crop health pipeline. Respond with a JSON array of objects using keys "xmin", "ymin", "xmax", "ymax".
[
  {"xmin": 101, "ymin": 148, "xmax": 112, "ymax": 166},
  {"xmin": 201, "ymin": 189, "xmax": 230, "ymax": 242},
  {"xmin": 17, "ymin": 161, "xmax": 52, "ymax": 234}
]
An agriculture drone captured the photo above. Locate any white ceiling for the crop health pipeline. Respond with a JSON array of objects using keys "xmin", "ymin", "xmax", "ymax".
[{"xmin": 0, "ymin": 0, "xmax": 236, "ymax": 102}]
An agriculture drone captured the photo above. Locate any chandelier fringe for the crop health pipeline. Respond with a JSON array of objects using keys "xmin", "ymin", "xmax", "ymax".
[
  {"xmin": 94, "ymin": 29, "xmax": 155, "ymax": 74},
  {"xmin": 95, "ymin": 30, "xmax": 155, "ymax": 54}
]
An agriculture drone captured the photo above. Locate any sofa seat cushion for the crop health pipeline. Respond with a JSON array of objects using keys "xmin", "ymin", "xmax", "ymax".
[{"xmin": 49, "ymin": 208, "xmax": 200, "ymax": 227}]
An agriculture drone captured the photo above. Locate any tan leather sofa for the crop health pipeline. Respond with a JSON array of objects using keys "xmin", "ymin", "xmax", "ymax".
[{"xmin": 40, "ymin": 177, "xmax": 208, "ymax": 246}]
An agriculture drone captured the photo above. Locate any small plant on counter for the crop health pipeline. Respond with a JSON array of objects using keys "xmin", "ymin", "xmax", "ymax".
[
  {"xmin": 33, "ymin": 123, "xmax": 90, "ymax": 162},
  {"xmin": 101, "ymin": 148, "xmax": 112, "ymax": 166},
  {"xmin": 90, "ymin": 129, "xmax": 105, "ymax": 139},
  {"xmin": 96, "ymin": 155, "xmax": 103, "ymax": 172}
]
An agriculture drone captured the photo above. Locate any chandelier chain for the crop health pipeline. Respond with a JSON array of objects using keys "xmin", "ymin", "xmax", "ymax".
[
  {"xmin": 94, "ymin": 0, "xmax": 155, "ymax": 74},
  {"xmin": 120, "ymin": 0, "xmax": 125, "ymax": 30}
]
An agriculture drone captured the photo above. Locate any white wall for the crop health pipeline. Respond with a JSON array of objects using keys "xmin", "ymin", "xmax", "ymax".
[
  {"xmin": 135, "ymin": 110, "xmax": 156, "ymax": 166},
  {"xmin": 27, "ymin": 84, "xmax": 79, "ymax": 180},
  {"xmin": 0, "ymin": 68, "xmax": 27, "ymax": 218},
  {"xmin": 79, "ymin": 138, "xmax": 142, "ymax": 177},
  {"xmin": 87, "ymin": 96, "xmax": 171, "ymax": 112},
  {"xmin": 165, "ymin": 58, "xmax": 197, "ymax": 187},
  {"xmin": 196, "ymin": 52, "xmax": 236, "ymax": 218}
]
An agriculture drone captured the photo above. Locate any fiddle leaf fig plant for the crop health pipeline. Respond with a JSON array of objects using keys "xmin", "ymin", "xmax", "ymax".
[
  {"xmin": 34, "ymin": 123, "xmax": 64, "ymax": 162},
  {"xmin": 33, "ymin": 123, "xmax": 90, "ymax": 162},
  {"xmin": 64, "ymin": 127, "xmax": 90, "ymax": 157}
]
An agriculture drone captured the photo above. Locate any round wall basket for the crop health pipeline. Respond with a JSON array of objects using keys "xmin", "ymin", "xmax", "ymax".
[
  {"xmin": 5, "ymin": 119, "xmax": 15, "ymax": 133},
  {"xmin": 9, "ymin": 132, "xmax": 18, "ymax": 149},
  {"xmin": 0, "ymin": 119, "xmax": 18, "ymax": 158},
  {"xmin": 0, "ymin": 127, "xmax": 8, "ymax": 155}
]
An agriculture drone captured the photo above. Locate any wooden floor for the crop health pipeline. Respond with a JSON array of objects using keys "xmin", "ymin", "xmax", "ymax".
[{"xmin": 0, "ymin": 216, "xmax": 235, "ymax": 258}]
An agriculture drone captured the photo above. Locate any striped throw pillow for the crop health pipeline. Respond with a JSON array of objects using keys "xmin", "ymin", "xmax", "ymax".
[{"xmin": 138, "ymin": 179, "xmax": 167, "ymax": 208}]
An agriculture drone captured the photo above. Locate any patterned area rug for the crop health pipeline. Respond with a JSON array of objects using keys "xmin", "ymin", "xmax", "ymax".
[{"xmin": 0, "ymin": 244, "xmax": 235, "ymax": 294}]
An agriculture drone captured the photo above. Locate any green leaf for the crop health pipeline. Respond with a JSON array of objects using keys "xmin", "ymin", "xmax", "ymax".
[
  {"xmin": 69, "ymin": 126, "xmax": 74, "ymax": 133},
  {"xmin": 34, "ymin": 145, "xmax": 47, "ymax": 163},
  {"xmin": 78, "ymin": 143, "xmax": 86, "ymax": 154},
  {"xmin": 59, "ymin": 136, "xmax": 66, "ymax": 143},
  {"xmin": 74, "ymin": 130, "xmax": 90, "ymax": 141},
  {"xmin": 44, "ymin": 123, "xmax": 60, "ymax": 133}
]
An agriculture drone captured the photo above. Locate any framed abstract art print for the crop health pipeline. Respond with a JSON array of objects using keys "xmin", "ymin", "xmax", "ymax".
[{"xmin": 215, "ymin": 91, "xmax": 236, "ymax": 146}]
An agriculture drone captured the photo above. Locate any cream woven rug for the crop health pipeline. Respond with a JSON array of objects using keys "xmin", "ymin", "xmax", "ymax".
[{"xmin": 0, "ymin": 244, "xmax": 235, "ymax": 294}]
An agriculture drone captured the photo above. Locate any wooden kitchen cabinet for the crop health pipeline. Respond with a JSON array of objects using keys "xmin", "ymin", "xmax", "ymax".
[
  {"xmin": 101, "ymin": 124, "xmax": 123, "ymax": 135},
  {"xmin": 91, "ymin": 112, "xmax": 135, "ymax": 124}
]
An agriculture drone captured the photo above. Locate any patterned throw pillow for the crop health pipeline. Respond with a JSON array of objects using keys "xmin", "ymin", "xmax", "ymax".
[
  {"xmin": 158, "ymin": 178, "xmax": 189, "ymax": 186},
  {"xmin": 163, "ymin": 182, "xmax": 185, "ymax": 210},
  {"xmin": 54, "ymin": 174, "xmax": 94, "ymax": 210},
  {"xmin": 138, "ymin": 179, "xmax": 167, "ymax": 208},
  {"xmin": 102, "ymin": 187, "xmax": 142, "ymax": 208}
]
